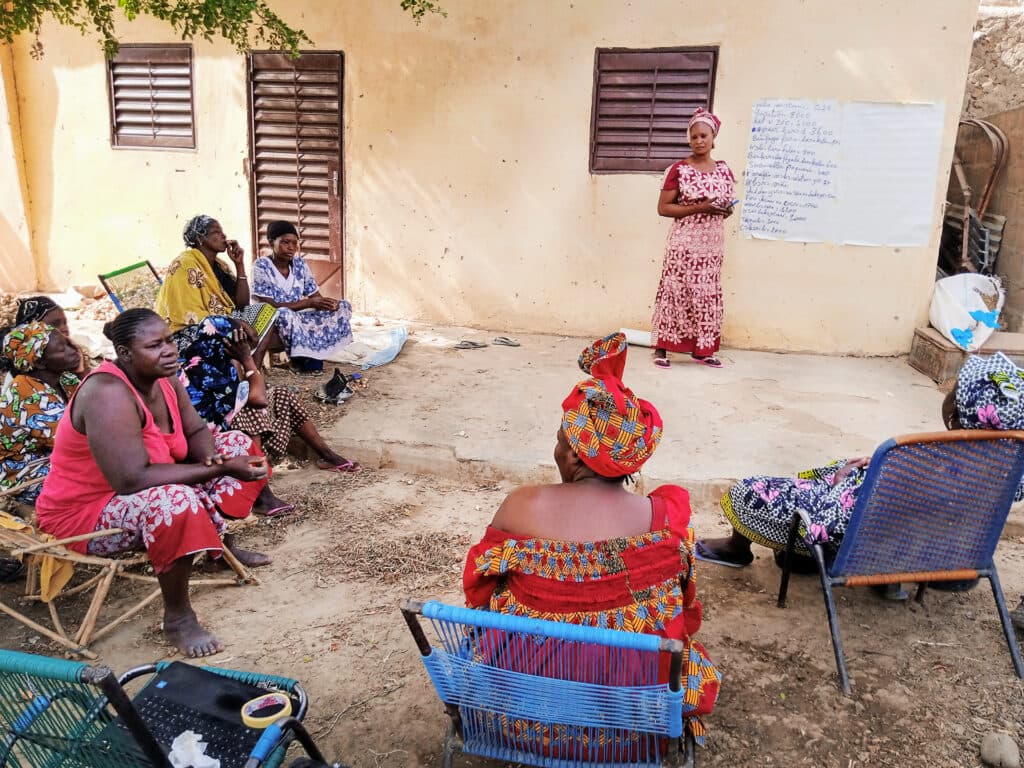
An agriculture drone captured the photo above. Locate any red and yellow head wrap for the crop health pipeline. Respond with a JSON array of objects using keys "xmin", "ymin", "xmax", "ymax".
[{"xmin": 561, "ymin": 332, "xmax": 663, "ymax": 477}]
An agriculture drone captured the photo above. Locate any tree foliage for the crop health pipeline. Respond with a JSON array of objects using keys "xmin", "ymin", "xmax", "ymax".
[{"xmin": 1, "ymin": 0, "xmax": 445, "ymax": 59}]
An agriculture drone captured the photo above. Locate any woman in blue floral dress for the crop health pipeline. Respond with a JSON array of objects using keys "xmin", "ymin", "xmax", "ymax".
[
  {"xmin": 252, "ymin": 221, "xmax": 353, "ymax": 375},
  {"xmin": 697, "ymin": 352, "xmax": 1024, "ymax": 577}
]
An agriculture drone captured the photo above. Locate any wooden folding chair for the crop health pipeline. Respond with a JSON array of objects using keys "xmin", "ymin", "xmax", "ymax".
[
  {"xmin": 777, "ymin": 429, "xmax": 1024, "ymax": 693},
  {"xmin": 0, "ymin": 502, "xmax": 259, "ymax": 659}
]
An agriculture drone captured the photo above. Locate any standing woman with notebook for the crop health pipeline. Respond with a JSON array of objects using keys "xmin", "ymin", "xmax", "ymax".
[{"xmin": 650, "ymin": 108, "xmax": 735, "ymax": 369}]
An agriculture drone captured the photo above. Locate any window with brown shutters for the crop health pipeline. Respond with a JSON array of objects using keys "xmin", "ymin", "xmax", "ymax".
[
  {"xmin": 107, "ymin": 45, "xmax": 195, "ymax": 150},
  {"xmin": 590, "ymin": 47, "xmax": 718, "ymax": 173}
]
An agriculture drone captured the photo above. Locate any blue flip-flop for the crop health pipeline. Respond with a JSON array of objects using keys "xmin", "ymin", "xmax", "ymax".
[{"xmin": 694, "ymin": 540, "xmax": 753, "ymax": 569}]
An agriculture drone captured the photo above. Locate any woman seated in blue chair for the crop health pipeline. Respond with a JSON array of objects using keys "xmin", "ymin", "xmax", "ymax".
[
  {"xmin": 698, "ymin": 352, "xmax": 1024, "ymax": 594},
  {"xmin": 463, "ymin": 332, "xmax": 720, "ymax": 744}
]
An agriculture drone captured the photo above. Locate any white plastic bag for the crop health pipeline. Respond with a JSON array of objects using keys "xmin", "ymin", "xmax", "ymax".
[{"xmin": 929, "ymin": 274, "xmax": 1004, "ymax": 352}]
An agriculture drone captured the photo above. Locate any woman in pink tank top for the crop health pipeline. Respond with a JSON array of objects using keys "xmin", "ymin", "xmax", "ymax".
[{"xmin": 37, "ymin": 309, "xmax": 274, "ymax": 659}]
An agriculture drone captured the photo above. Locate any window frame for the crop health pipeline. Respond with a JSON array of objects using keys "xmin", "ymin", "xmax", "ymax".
[
  {"xmin": 589, "ymin": 45, "xmax": 719, "ymax": 174},
  {"xmin": 106, "ymin": 43, "xmax": 197, "ymax": 151}
]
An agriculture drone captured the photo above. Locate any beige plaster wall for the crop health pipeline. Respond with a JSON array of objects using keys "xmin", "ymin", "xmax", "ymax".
[
  {"xmin": 0, "ymin": 46, "xmax": 37, "ymax": 292},
  {"xmin": 9, "ymin": 0, "xmax": 978, "ymax": 354}
]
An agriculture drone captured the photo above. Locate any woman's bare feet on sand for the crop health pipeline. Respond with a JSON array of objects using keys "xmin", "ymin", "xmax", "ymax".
[
  {"xmin": 163, "ymin": 610, "xmax": 224, "ymax": 658},
  {"xmin": 220, "ymin": 535, "xmax": 272, "ymax": 568},
  {"xmin": 252, "ymin": 486, "xmax": 296, "ymax": 517}
]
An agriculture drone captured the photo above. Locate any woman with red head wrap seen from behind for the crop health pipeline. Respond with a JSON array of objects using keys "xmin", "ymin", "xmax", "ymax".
[{"xmin": 463, "ymin": 332, "xmax": 720, "ymax": 745}]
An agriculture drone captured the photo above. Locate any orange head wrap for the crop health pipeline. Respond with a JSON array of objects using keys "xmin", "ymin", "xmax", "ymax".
[{"xmin": 561, "ymin": 332, "xmax": 663, "ymax": 477}]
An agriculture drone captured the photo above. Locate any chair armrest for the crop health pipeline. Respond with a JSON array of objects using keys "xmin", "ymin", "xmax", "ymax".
[{"xmin": 244, "ymin": 716, "xmax": 330, "ymax": 768}]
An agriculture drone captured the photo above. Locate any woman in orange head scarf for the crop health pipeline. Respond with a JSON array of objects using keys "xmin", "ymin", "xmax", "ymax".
[{"xmin": 463, "ymin": 332, "xmax": 720, "ymax": 744}]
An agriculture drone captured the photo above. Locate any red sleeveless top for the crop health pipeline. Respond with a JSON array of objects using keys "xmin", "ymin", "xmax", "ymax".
[{"xmin": 36, "ymin": 362, "xmax": 188, "ymax": 551}]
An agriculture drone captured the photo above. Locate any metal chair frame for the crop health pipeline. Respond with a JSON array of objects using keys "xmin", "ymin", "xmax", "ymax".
[
  {"xmin": 402, "ymin": 598, "xmax": 697, "ymax": 768},
  {"xmin": 777, "ymin": 429, "xmax": 1024, "ymax": 694},
  {"xmin": 0, "ymin": 649, "xmax": 319, "ymax": 768}
]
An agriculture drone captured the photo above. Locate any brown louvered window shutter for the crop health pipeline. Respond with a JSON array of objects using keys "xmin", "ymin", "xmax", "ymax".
[
  {"xmin": 248, "ymin": 52, "xmax": 344, "ymax": 274},
  {"xmin": 107, "ymin": 45, "xmax": 195, "ymax": 149},
  {"xmin": 590, "ymin": 47, "xmax": 718, "ymax": 173}
]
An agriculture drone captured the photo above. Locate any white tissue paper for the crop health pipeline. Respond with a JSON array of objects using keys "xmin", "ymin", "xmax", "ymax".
[{"xmin": 168, "ymin": 730, "xmax": 221, "ymax": 768}]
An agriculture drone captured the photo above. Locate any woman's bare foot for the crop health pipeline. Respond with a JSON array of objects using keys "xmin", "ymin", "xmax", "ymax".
[
  {"xmin": 222, "ymin": 534, "xmax": 272, "ymax": 568},
  {"xmin": 252, "ymin": 486, "xmax": 294, "ymax": 517},
  {"xmin": 319, "ymin": 448, "xmax": 349, "ymax": 466},
  {"xmin": 163, "ymin": 610, "xmax": 224, "ymax": 658}
]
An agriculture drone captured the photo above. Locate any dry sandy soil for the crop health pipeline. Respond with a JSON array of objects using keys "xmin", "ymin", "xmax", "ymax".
[{"xmin": 2, "ymin": 373, "xmax": 1024, "ymax": 767}]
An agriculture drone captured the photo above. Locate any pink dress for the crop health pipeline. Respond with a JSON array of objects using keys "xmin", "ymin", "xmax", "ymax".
[{"xmin": 651, "ymin": 159, "xmax": 735, "ymax": 357}]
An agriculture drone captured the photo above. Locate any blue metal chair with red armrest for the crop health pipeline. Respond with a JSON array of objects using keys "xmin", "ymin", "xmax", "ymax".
[{"xmin": 777, "ymin": 429, "xmax": 1024, "ymax": 694}]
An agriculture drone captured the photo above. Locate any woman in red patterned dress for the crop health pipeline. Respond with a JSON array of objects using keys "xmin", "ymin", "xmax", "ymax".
[
  {"xmin": 464, "ymin": 333, "xmax": 720, "ymax": 746},
  {"xmin": 651, "ymin": 108, "xmax": 735, "ymax": 368}
]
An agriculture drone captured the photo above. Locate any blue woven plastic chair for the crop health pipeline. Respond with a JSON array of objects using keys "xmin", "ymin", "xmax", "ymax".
[
  {"xmin": 402, "ymin": 599, "xmax": 697, "ymax": 768},
  {"xmin": 0, "ymin": 649, "xmax": 326, "ymax": 768},
  {"xmin": 777, "ymin": 429, "xmax": 1024, "ymax": 694}
]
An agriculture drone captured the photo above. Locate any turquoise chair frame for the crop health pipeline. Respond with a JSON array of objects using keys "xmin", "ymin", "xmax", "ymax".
[{"xmin": 0, "ymin": 649, "xmax": 323, "ymax": 768}]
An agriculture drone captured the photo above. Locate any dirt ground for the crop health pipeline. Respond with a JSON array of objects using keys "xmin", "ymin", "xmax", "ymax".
[{"xmin": 2, "ymin": 370, "xmax": 1024, "ymax": 767}]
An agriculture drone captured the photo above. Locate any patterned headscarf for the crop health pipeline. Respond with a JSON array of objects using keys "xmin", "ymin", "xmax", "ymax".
[
  {"xmin": 183, "ymin": 214, "xmax": 216, "ymax": 248},
  {"xmin": 955, "ymin": 352, "xmax": 1024, "ymax": 431},
  {"xmin": 689, "ymin": 107, "xmax": 721, "ymax": 136},
  {"xmin": 561, "ymin": 332, "xmax": 663, "ymax": 477},
  {"xmin": 15, "ymin": 296, "xmax": 60, "ymax": 326},
  {"xmin": 3, "ymin": 322, "xmax": 54, "ymax": 373}
]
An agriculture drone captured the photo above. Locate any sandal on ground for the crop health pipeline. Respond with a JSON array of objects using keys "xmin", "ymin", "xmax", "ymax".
[
  {"xmin": 253, "ymin": 503, "xmax": 297, "ymax": 518},
  {"xmin": 0, "ymin": 557, "xmax": 24, "ymax": 583},
  {"xmin": 692, "ymin": 355, "xmax": 723, "ymax": 368},
  {"xmin": 653, "ymin": 357, "xmax": 671, "ymax": 369},
  {"xmin": 316, "ymin": 368, "xmax": 354, "ymax": 404},
  {"xmin": 492, "ymin": 336, "xmax": 521, "ymax": 347},
  {"xmin": 694, "ymin": 540, "xmax": 753, "ymax": 568},
  {"xmin": 289, "ymin": 366, "xmax": 324, "ymax": 378},
  {"xmin": 317, "ymin": 459, "xmax": 361, "ymax": 473},
  {"xmin": 454, "ymin": 340, "xmax": 488, "ymax": 349}
]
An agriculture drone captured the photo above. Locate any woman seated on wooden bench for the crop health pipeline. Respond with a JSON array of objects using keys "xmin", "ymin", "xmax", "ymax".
[
  {"xmin": 36, "ymin": 309, "xmax": 275, "ymax": 658},
  {"xmin": 463, "ymin": 332, "xmax": 720, "ymax": 744},
  {"xmin": 697, "ymin": 352, "xmax": 1024, "ymax": 599}
]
